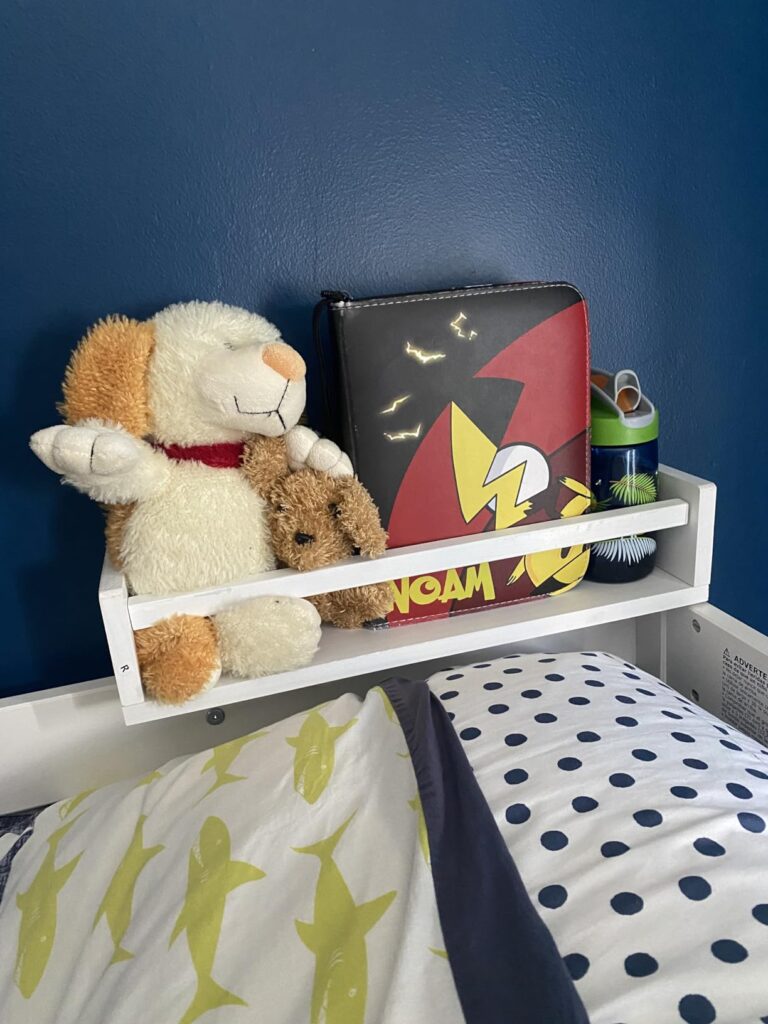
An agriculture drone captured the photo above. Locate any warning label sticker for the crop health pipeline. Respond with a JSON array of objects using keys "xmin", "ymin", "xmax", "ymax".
[{"xmin": 721, "ymin": 648, "xmax": 768, "ymax": 746}]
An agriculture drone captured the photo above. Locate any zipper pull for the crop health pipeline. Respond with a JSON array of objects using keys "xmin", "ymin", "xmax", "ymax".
[{"xmin": 321, "ymin": 290, "xmax": 352, "ymax": 303}]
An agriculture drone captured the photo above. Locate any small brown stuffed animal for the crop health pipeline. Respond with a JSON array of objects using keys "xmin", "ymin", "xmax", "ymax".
[{"xmin": 266, "ymin": 468, "xmax": 392, "ymax": 628}]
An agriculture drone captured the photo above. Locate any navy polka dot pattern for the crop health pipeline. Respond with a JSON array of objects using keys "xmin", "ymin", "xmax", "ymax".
[
  {"xmin": 506, "ymin": 803, "xmax": 531, "ymax": 824},
  {"xmin": 541, "ymin": 830, "xmax": 569, "ymax": 851},
  {"xmin": 427, "ymin": 651, "xmax": 768, "ymax": 1024},
  {"xmin": 693, "ymin": 837, "xmax": 725, "ymax": 857},
  {"xmin": 725, "ymin": 782, "xmax": 751, "ymax": 799},
  {"xmin": 737, "ymin": 811, "xmax": 765, "ymax": 833},
  {"xmin": 601, "ymin": 840, "xmax": 629, "ymax": 858},
  {"xmin": 710, "ymin": 938, "xmax": 747, "ymax": 963},
  {"xmin": 679, "ymin": 994, "xmax": 716, "ymax": 1024},
  {"xmin": 563, "ymin": 952, "xmax": 589, "ymax": 980},
  {"xmin": 633, "ymin": 809, "xmax": 663, "ymax": 827},
  {"xmin": 609, "ymin": 772, "xmax": 635, "ymax": 788},
  {"xmin": 632, "ymin": 748, "xmax": 657, "ymax": 761},
  {"xmin": 572, "ymin": 796, "xmax": 598, "ymax": 813},
  {"xmin": 624, "ymin": 952, "xmax": 658, "ymax": 977},
  {"xmin": 611, "ymin": 891, "xmax": 644, "ymax": 915},
  {"xmin": 678, "ymin": 876, "xmax": 712, "ymax": 901},
  {"xmin": 538, "ymin": 884, "xmax": 568, "ymax": 909},
  {"xmin": 671, "ymin": 785, "xmax": 698, "ymax": 799}
]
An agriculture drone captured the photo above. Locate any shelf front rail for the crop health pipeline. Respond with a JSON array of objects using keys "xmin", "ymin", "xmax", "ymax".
[{"xmin": 98, "ymin": 465, "xmax": 715, "ymax": 713}]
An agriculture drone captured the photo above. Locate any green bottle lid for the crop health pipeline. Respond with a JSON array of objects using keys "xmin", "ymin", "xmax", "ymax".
[{"xmin": 591, "ymin": 378, "xmax": 659, "ymax": 447}]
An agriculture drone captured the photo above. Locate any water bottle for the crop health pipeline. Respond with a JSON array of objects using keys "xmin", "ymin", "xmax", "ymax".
[{"xmin": 587, "ymin": 369, "xmax": 659, "ymax": 583}]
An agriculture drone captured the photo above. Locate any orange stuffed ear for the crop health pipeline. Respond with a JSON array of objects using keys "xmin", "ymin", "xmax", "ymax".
[{"xmin": 59, "ymin": 315, "xmax": 155, "ymax": 437}]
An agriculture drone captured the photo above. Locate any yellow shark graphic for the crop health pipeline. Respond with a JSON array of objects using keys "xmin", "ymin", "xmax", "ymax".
[
  {"xmin": 286, "ymin": 712, "xmax": 356, "ymax": 805},
  {"xmin": 408, "ymin": 795, "xmax": 430, "ymax": 866},
  {"xmin": 134, "ymin": 769, "xmax": 163, "ymax": 789},
  {"xmin": 375, "ymin": 687, "xmax": 397, "ymax": 724},
  {"xmin": 170, "ymin": 816, "xmax": 265, "ymax": 1024},
  {"xmin": 15, "ymin": 816, "xmax": 84, "ymax": 998},
  {"xmin": 92, "ymin": 815, "xmax": 164, "ymax": 965},
  {"xmin": 58, "ymin": 788, "xmax": 96, "ymax": 819},
  {"xmin": 294, "ymin": 816, "xmax": 396, "ymax": 1024},
  {"xmin": 199, "ymin": 731, "xmax": 267, "ymax": 799}
]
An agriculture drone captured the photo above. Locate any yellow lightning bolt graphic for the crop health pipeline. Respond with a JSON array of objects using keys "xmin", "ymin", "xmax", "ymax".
[
  {"xmin": 405, "ymin": 340, "xmax": 446, "ymax": 365},
  {"xmin": 384, "ymin": 424, "xmax": 422, "ymax": 442},
  {"xmin": 506, "ymin": 477, "xmax": 593, "ymax": 589},
  {"xmin": 380, "ymin": 395, "xmax": 411, "ymax": 415},
  {"xmin": 451, "ymin": 404, "xmax": 531, "ymax": 529}
]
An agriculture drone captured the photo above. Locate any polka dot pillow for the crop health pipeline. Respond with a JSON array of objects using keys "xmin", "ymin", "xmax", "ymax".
[{"xmin": 428, "ymin": 651, "xmax": 768, "ymax": 1024}]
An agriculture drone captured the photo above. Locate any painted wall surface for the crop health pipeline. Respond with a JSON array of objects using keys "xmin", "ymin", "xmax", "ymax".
[{"xmin": 2, "ymin": 1, "xmax": 766, "ymax": 695}]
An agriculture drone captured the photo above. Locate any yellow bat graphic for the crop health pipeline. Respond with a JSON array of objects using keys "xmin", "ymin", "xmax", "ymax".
[
  {"xmin": 450, "ymin": 312, "xmax": 467, "ymax": 337},
  {"xmin": 450, "ymin": 312, "xmax": 478, "ymax": 340},
  {"xmin": 380, "ymin": 395, "xmax": 411, "ymax": 415},
  {"xmin": 384, "ymin": 424, "xmax": 422, "ymax": 442},
  {"xmin": 404, "ymin": 341, "xmax": 445, "ymax": 365}
]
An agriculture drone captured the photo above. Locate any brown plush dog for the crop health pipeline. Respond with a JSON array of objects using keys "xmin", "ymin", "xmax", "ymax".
[{"xmin": 266, "ymin": 468, "xmax": 392, "ymax": 628}]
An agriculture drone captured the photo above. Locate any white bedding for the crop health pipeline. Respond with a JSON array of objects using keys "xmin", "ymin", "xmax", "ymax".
[
  {"xmin": 429, "ymin": 651, "xmax": 768, "ymax": 1024},
  {"xmin": 0, "ymin": 689, "xmax": 463, "ymax": 1024}
]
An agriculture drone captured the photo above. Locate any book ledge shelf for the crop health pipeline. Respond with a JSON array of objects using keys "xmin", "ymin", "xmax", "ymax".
[{"xmin": 99, "ymin": 465, "xmax": 716, "ymax": 725}]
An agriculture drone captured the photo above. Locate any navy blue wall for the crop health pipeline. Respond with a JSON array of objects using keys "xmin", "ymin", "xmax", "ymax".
[{"xmin": 2, "ymin": 1, "xmax": 766, "ymax": 695}]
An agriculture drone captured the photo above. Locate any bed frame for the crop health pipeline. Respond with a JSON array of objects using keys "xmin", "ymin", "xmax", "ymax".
[{"xmin": 3, "ymin": 465, "xmax": 767, "ymax": 814}]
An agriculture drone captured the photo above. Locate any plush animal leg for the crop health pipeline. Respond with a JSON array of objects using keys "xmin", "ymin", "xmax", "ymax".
[
  {"xmin": 311, "ymin": 583, "xmax": 392, "ymax": 629},
  {"xmin": 284, "ymin": 426, "xmax": 353, "ymax": 477},
  {"xmin": 214, "ymin": 597, "xmax": 321, "ymax": 678},
  {"xmin": 135, "ymin": 615, "xmax": 222, "ymax": 704}
]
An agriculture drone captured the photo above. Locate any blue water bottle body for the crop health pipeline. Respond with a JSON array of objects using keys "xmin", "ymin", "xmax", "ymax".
[{"xmin": 587, "ymin": 407, "xmax": 659, "ymax": 582}]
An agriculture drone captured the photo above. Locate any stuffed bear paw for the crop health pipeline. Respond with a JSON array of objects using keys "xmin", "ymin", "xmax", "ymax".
[
  {"xmin": 30, "ymin": 421, "xmax": 142, "ymax": 478},
  {"xmin": 285, "ymin": 426, "xmax": 353, "ymax": 477}
]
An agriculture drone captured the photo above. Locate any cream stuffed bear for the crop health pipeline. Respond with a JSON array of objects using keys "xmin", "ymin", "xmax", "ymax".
[{"xmin": 30, "ymin": 301, "xmax": 352, "ymax": 703}]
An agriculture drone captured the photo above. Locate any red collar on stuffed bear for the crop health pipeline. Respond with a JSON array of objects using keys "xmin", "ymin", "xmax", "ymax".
[{"xmin": 154, "ymin": 441, "xmax": 246, "ymax": 468}]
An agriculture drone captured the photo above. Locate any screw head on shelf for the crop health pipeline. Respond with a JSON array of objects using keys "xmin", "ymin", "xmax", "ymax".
[{"xmin": 206, "ymin": 707, "xmax": 226, "ymax": 726}]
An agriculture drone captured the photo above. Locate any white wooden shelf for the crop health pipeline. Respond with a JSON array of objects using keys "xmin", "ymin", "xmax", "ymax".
[
  {"xmin": 127, "ymin": 497, "xmax": 689, "ymax": 628},
  {"xmin": 99, "ymin": 464, "xmax": 717, "ymax": 725},
  {"xmin": 122, "ymin": 569, "xmax": 709, "ymax": 724}
]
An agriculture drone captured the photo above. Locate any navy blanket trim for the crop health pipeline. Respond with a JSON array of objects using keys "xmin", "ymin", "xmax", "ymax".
[
  {"xmin": 383, "ymin": 678, "xmax": 589, "ymax": 1024},
  {"xmin": 0, "ymin": 805, "xmax": 48, "ymax": 906}
]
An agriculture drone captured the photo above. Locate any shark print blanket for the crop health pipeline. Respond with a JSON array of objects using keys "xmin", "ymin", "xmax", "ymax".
[{"xmin": 0, "ymin": 678, "xmax": 586, "ymax": 1024}]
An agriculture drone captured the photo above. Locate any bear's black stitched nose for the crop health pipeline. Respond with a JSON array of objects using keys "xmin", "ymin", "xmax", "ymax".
[
  {"xmin": 295, "ymin": 532, "xmax": 314, "ymax": 545},
  {"xmin": 351, "ymin": 546, "xmax": 361, "ymax": 556}
]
